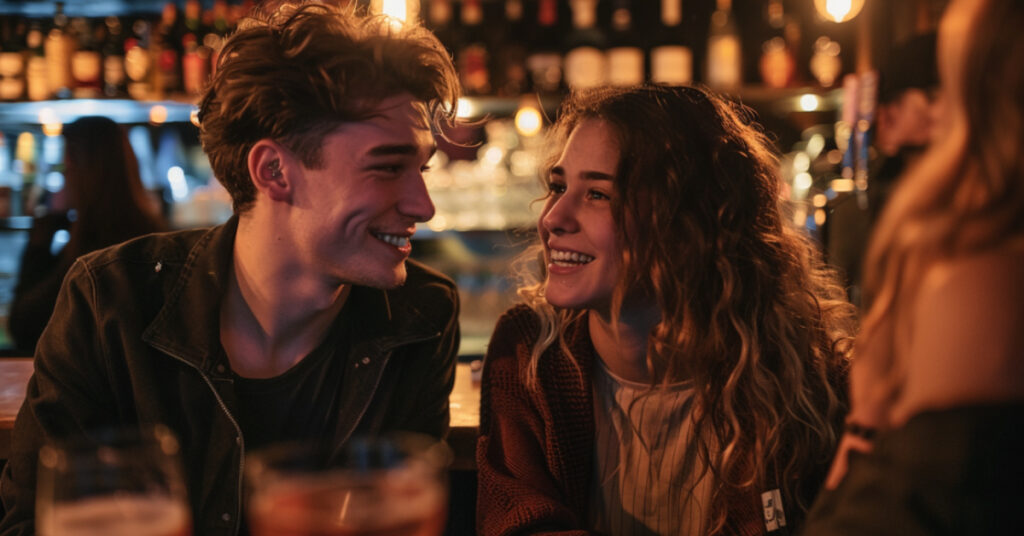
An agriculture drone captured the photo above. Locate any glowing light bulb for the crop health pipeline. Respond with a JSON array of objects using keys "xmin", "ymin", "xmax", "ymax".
[{"xmin": 814, "ymin": 0, "xmax": 864, "ymax": 23}]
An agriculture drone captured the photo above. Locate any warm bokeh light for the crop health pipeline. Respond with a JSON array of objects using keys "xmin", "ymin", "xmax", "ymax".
[
  {"xmin": 149, "ymin": 105, "xmax": 168, "ymax": 124},
  {"xmin": 813, "ymin": 193, "xmax": 828, "ymax": 208},
  {"xmin": 373, "ymin": 0, "xmax": 419, "ymax": 28},
  {"xmin": 456, "ymin": 97, "xmax": 476, "ymax": 119},
  {"xmin": 830, "ymin": 178, "xmax": 855, "ymax": 192},
  {"xmin": 15, "ymin": 132, "xmax": 35, "ymax": 163},
  {"xmin": 794, "ymin": 172, "xmax": 813, "ymax": 191},
  {"xmin": 814, "ymin": 0, "xmax": 865, "ymax": 23},
  {"xmin": 799, "ymin": 94, "xmax": 821, "ymax": 112},
  {"xmin": 37, "ymin": 108, "xmax": 62, "ymax": 136},
  {"xmin": 514, "ymin": 106, "xmax": 543, "ymax": 137},
  {"xmin": 793, "ymin": 152, "xmax": 810, "ymax": 172},
  {"xmin": 41, "ymin": 122, "xmax": 63, "ymax": 137}
]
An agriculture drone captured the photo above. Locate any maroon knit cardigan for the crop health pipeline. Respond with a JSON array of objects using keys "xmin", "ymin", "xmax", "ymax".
[{"xmin": 476, "ymin": 305, "xmax": 781, "ymax": 536}]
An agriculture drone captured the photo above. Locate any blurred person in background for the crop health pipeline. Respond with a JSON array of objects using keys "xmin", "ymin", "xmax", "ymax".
[
  {"xmin": 824, "ymin": 33, "xmax": 940, "ymax": 307},
  {"xmin": 7, "ymin": 116, "xmax": 167, "ymax": 355},
  {"xmin": 477, "ymin": 85, "xmax": 857, "ymax": 536},
  {"xmin": 0, "ymin": 2, "xmax": 460, "ymax": 534},
  {"xmin": 804, "ymin": 0, "xmax": 1024, "ymax": 533}
]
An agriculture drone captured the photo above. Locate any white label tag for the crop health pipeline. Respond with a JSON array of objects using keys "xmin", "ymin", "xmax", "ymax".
[{"xmin": 761, "ymin": 488, "xmax": 787, "ymax": 531}]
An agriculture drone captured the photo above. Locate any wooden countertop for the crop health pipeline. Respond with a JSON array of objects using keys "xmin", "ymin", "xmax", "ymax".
[
  {"xmin": 0, "ymin": 359, "xmax": 482, "ymax": 468},
  {"xmin": 0, "ymin": 358, "xmax": 33, "ymax": 460}
]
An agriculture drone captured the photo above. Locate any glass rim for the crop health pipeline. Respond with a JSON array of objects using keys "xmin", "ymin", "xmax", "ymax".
[{"xmin": 245, "ymin": 432, "xmax": 453, "ymax": 481}]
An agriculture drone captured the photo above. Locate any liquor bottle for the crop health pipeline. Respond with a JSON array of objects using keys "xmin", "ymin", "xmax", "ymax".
[
  {"xmin": 564, "ymin": 0, "xmax": 607, "ymax": 89},
  {"xmin": 758, "ymin": 0, "xmax": 794, "ymax": 88},
  {"xmin": 457, "ymin": 0, "xmax": 490, "ymax": 95},
  {"xmin": 184, "ymin": 0, "xmax": 205, "ymax": 37},
  {"xmin": 706, "ymin": 0, "xmax": 741, "ymax": 90},
  {"xmin": 526, "ymin": 0, "xmax": 563, "ymax": 94},
  {"xmin": 181, "ymin": 34, "xmax": 206, "ymax": 96},
  {"xmin": 102, "ymin": 16, "xmax": 128, "ymax": 98},
  {"xmin": 211, "ymin": 0, "xmax": 231, "ymax": 37},
  {"xmin": 606, "ymin": 0, "xmax": 644, "ymax": 87},
  {"xmin": 0, "ymin": 17, "xmax": 27, "ymax": 101},
  {"xmin": 152, "ymin": 2, "xmax": 184, "ymax": 98},
  {"xmin": 70, "ymin": 18, "xmax": 103, "ymax": 98},
  {"xmin": 25, "ymin": 23, "xmax": 50, "ymax": 101},
  {"xmin": 44, "ymin": 1, "xmax": 74, "ymax": 98},
  {"xmin": 124, "ymin": 19, "xmax": 153, "ymax": 100},
  {"xmin": 650, "ymin": 0, "xmax": 692, "ymax": 85},
  {"xmin": 427, "ymin": 0, "xmax": 457, "ymax": 56},
  {"xmin": 493, "ymin": 0, "xmax": 529, "ymax": 96}
]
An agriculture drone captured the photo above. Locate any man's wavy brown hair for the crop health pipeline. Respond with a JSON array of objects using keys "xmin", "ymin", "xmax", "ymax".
[
  {"xmin": 517, "ymin": 85, "xmax": 856, "ymax": 533},
  {"xmin": 197, "ymin": 1, "xmax": 459, "ymax": 213}
]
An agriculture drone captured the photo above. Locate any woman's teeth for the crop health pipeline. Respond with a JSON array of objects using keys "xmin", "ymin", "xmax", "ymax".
[
  {"xmin": 374, "ymin": 232, "xmax": 410, "ymax": 247},
  {"xmin": 550, "ymin": 249, "xmax": 595, "ymax": 265}
]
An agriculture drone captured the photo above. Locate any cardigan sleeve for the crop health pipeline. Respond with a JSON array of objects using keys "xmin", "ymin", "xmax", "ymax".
[{"xmin": 475, "ymin": 307, "xmax": 596, "ymax": 536}]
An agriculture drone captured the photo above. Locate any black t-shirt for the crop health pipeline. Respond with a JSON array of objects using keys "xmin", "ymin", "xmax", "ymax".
[{"xmin": 231, "ymin": 306, "xmax": 351, "ymax": 453}]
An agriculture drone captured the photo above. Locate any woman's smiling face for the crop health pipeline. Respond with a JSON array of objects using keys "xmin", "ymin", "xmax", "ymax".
[{"xmin": 539, "ymin": 118, "xmax": 623, "ymax": 313}]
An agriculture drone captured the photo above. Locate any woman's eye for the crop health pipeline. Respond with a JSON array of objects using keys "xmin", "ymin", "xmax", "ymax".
[
  {"xmin": 420, "ymin": 164, "xmax": 432, "ymax": 173},
  {"xmin": 588, "ymin": 190, "xmax": 610, "ymax": 200},
  {"xmin": 547, "ymin": 182, "xmax": 566, "ymax": 195}
]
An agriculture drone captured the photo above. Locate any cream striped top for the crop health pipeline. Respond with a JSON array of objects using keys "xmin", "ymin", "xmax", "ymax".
[{"xmin": 588, "ymin": 358, "xmax": 713, "ymax": 535}]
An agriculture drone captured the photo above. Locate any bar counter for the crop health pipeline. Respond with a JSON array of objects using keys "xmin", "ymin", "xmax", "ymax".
[{"xmin": 0, "ymin": 359, "xmax": 481, "ymax": 467}]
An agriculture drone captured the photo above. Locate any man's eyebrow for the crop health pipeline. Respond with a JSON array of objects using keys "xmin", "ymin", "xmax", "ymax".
[
  {"xmin": 366, "ymin": 144, "xmax": 420, "ymax": 157},
  {"xmin": 549, "ymin": 165, "xmax": 614, "ymax": 182},
  {"xmin": 363, "ymin": 143, "xmax": 438, "ymax": 159}
]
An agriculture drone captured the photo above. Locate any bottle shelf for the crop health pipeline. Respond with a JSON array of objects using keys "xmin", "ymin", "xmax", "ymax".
[{"xmin": 0, "ymin": 98, "xmax": 196, "ymax": 127}]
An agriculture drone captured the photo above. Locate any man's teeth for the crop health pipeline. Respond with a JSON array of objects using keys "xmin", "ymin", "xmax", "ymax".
[
  {"xmin": 374, "ymin": 232, "xmax": 410, "ymax": 247},
  {"xmin": 549, "ymin": 249, "xmax": 595, "ymax": 265}
]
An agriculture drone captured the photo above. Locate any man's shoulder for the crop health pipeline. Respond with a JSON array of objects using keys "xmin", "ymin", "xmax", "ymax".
[
  {"xmin": 77, "ymin": 227, "xmax": 215, "ymax": 271},
  {"xmin": 403, "ymin": 258, "xmax": 456, "ymax": 290},
  {"xmin": 394, "ymin": 259, "xmax": 458, "ymax": 306}
]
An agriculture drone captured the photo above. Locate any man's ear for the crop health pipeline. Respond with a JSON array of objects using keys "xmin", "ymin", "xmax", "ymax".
[{"xmin": 247, "ymin": 140, "xmax": 293, "ymax": 203}]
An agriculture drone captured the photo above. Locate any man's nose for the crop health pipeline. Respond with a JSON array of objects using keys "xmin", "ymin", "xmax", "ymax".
[{"xmin": 401, "ymin": 173, "xmax": 436, "ymax": 223}]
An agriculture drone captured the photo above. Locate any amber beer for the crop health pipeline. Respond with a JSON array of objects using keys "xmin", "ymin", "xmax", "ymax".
[
  {"xmin": 248, "ymin": 477, "xmax": 446, "ymax": 536},
  {"xmin": 39, "ymin": 494, "xmax": 191, "ymax": 536}
]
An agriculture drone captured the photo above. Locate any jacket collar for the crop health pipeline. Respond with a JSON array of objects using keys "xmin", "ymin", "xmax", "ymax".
[{"xmin": 142, "ymin": 216, "xmax": 441, "ymax": 373}]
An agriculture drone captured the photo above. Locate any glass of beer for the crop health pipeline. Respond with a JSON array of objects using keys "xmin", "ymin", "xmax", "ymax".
[
  {"xmin": 35, "ymin": 424, "xmax": 192, "ymax": 536},
  {"xmin": 246, "ymin": 434, "xmax": 451, "ymax": 536}
]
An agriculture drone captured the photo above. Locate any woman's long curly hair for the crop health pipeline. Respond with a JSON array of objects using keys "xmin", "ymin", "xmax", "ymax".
[
  {"xmin": 858, "ymin": 0, "xmax": 1024, "ymax": 416},
  {"xmin": 516, "ymin": 85, "xmax": 856, "ymax": 533}
]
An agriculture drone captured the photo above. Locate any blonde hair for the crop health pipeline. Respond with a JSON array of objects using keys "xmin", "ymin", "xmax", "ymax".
[
  {"xmin": 859, "ymin": 0, "xmax": 1024, "ymax": 416},
  {"xmin": 516, "ymin": 85, "xmax": 856, "ymax": 533}
]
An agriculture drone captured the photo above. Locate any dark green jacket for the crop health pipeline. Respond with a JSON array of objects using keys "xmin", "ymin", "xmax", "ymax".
[
  {"xmin": 802, "ymin": 404, "xmax": 1024, "ymax": 536},
  {"xmin": 0, "ymin": 217, "xmax": 459, "ymax": 535}
]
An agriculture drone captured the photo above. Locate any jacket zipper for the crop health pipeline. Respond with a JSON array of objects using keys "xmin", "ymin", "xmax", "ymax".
[{"xmin": 165, "ymin": 352, "xmax": 245, "ymax": 536}]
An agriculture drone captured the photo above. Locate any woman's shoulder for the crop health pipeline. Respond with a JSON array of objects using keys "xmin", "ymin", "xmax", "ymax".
[
  {"xmin": 917, "ymin": 242, "xmax": 1024, "ymax": 315},
  {"xmin": 895, "ymin": 242, "xmax": 1024, "ymax": 422},
  {"xmin": 487, "ymin": 305, "xmax": 541, "ymax": 360}
]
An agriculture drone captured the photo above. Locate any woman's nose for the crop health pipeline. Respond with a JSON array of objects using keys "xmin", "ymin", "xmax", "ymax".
[{"xmin": 540, "ymin": 195, "xmax": 579, "ymax": 235}]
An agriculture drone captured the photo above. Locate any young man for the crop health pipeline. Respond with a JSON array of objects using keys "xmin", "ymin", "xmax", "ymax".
[{"xmin": 0, "ymin": 3, "xmax": 461, "ymax": 535}]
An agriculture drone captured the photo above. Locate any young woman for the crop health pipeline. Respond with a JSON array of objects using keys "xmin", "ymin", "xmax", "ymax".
[
  {"xmin": 477, "ymin": 85, "xmax": 856, "ymax": 535},
  {"xmin": 9, "ymin": 116, "xmax": 167, "ymax": 354},
  {"xmin": 805, "ymin": 0, "xmax": 1024, "ymax": 533}
]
